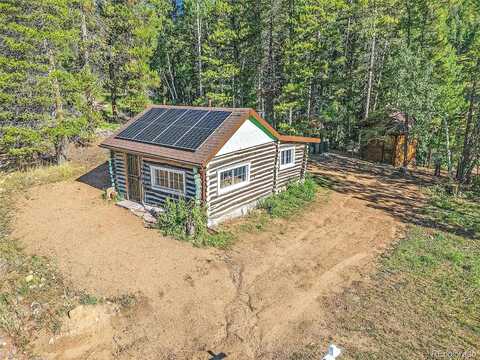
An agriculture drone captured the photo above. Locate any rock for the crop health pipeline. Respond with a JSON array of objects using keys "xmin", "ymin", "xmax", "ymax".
[
  {"xmin": 25, "ymin": 274, "xmax": 34, "ymax": 283},
  {"xmin": 130, "ymin": 208, "xmax": 146, "ymax": 218},
  {"xmin": 144, "ymin": 205, "xmax": 163, "ymax": 216},
  {"xmin": 143, "ymin": 212, "xmax": 157, "ymax": 228},
  {"xmin": 105, "ymin": 187, "xmax": 117, "ymax": 200},
  {"xmin": 143, "ymin": 212, "xmax": 156, "ymax": 223}
]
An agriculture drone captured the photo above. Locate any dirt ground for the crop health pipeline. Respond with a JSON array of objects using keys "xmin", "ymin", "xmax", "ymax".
[{"xmin": 12, "ymin": 150, "xmax": 431, "ymax": 359}]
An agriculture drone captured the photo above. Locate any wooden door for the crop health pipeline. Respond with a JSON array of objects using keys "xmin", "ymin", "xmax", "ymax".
[{"xmin": 126, "ymin": 154, "xmax": 141, "ymax": 202}]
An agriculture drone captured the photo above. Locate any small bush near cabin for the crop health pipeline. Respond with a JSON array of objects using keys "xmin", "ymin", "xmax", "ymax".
[
  {"xmin": 157, "ymin": 198, "xmax": 207, "ymax": 244},
  {"xmin": 260, "ymin": 177, "xmax": 318, "ymax": 217},
  {"xmin": 157, "ymin": 198, "xmax": 235, "ymax": 248}
]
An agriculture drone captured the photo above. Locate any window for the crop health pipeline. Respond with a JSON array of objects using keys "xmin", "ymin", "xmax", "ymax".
[
  {"xmin": 218, "ymin": 163, "xmax": 250, "ymax": 194},
  {"xmin": 150, "ymin": 165, "xmax": 185, "ymax": 195},
  {"xmin": 279, "ymin": 147, "xmax": 295, "ymax": 169}
]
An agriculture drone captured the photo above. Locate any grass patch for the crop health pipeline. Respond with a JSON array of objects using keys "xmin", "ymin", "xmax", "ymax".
[
  {"xmin": 425, "ymin": 185, "xmax": 480, "ymax": 238},
  {"xmin": 79, "ymin": 293, "xmax": 100, "ymax": 306},
  {"xmin": 107, "ymin": 293, "xmax": 138, "ymax": 309},
  {"xmin": 97, "ymin": 121, "xmax": 121, "ymax": 132},
  {"xmin": 0, "ymin": 162, "xmax": 95, "ymax": 349},
  {"xmin": 315, "ymin": 186, "xmax": 480, "ymax": 359},
  {"xmin": 260, "ymin": 177, "xmax": 318, "ymax": 217}
]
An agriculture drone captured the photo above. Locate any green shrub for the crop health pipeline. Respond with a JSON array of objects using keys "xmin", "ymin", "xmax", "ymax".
[
  {"xmin": 157, "ymin": 198, "xmax": 209, "ymax": 246},
  {"xmin": 157, "ymin": 198, "xmax": 235, "ymax": 248},
  {"xmin": 79, "ymin": 293, "xmax": 99, "ymax": 305},
  {"xmin": 260, "ymin": 177, "xmax": 318, "ymax": 217},
  {"xmin": 203, "ymin": 230, "xmax": 234, "ymax": 248}
]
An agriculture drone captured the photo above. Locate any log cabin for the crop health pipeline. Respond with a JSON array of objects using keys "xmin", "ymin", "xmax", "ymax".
[{"xmin": 100, "ymin": 105, "xmax": 320, "ymax": 226}]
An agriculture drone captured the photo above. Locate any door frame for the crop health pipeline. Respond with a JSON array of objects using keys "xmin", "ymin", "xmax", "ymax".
[{"xmin": 124, "ymin": 153, "xmax": 143, "ymax": 203}]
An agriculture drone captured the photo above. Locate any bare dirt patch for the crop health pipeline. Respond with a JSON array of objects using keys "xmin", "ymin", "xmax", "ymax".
[{"xmin": 12, "ymin": 151, "xmax": 429, "ymax": 359}]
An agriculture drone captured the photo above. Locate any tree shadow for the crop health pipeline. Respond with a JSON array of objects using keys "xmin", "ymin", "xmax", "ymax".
[
  {"xmin": 309, "ymin": 153, "xmax": 475, "ymax": 239},
  {"xmin": 76, "ymin": 161, "xmax": 110, "ymax": 190}
]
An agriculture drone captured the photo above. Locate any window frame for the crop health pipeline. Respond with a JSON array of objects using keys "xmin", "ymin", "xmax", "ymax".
[
  {"xmin": 279, "ymin": 146, "xmax": 296, "ymax": 170},
  {"xmin": 217, "ymin": 162, "xmax": 251, "ymax": 195},
  {"xmin": 150, "ymin": 165, "xmax": 186, "ymax": 196}
]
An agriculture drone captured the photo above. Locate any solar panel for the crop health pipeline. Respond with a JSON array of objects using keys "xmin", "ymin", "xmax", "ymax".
[
  {"xmin": 115, "ymin": 107, "xmax": 232, "ymax": 151},
  {"xmin": 116, "ymin": 108, "xmax": 166, "ymax": 139},
  {"xmin": 200, "ymin": 111, "xmax": 232, "ymax": 129},
  {"xmin": 135, "ymin": 109, "xmax": 188, "ymax": 142},
  {"xmin": 175, "ymin": 128, "xmax": 212, "ymax": 150},
  {"xmin": 153, "ymin": 125, "xmax": 192, "ymax": 146},
  {"xmin": 174, "ymin": 111, "xmax": 231, "ymax": 150}
]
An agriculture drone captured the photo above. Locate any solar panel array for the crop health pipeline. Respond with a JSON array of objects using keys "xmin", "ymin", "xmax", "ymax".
[{"xmin": 115, "ymin": 108, "xmax": 232, "ymax": 151}]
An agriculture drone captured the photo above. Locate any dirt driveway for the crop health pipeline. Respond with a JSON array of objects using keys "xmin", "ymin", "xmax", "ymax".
[{"xmin": 12, "ymin": 152, "xmax": 427, "ymax": 359}]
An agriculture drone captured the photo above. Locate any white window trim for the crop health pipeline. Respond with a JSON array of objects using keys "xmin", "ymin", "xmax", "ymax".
[
  {"xmin": 217, "ymin": 162, "xmax": 251, "ymax": 195},
  {"xmin": 150, "ymin": 165, "xmax": 186, "ymax": 195},
  {"xmin": 279, "ymin": 146, "xmax": 296, "ymax": 170}
]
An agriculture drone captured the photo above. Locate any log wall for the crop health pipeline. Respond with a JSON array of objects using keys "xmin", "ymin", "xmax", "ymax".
[
  {"xmin": 110, "ymin": 150, "xmax": 127, "ymax": 197},
  {"xmin": 276, "ymin": 142, "xmax": 306, "ymax": 190},
  {"xmin": 206, "ymin": 142, "xmax": 277, "ymax": 223}
]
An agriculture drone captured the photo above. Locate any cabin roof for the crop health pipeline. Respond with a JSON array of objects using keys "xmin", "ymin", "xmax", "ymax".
[{"xmin": 100, "ymin": 105, "xmax": 320, "ymax": 166}]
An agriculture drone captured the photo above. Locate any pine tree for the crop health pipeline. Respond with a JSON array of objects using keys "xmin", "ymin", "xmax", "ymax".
[
  {"xmin": 0, "ymin": 0, "xmax": 83, "ymax": 164},
  {"xmin": 99, "ymin": 0, "xmax": 165, "ymax": 119},
  {"xmin": 201, "ymin": 0, "xmax": 240, "ymax": 106}
]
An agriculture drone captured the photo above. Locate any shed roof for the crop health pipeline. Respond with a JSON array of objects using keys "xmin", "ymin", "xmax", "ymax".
[
  {"xmin": 361, "ymin": 111, "xmax": 415, "ymax": 135},
  {"xmin": 100, "ymin": 105, "xmax": 319, "ymax": 166},
  {"xmin": 389, "ymin": 111, "xmax": 415, "ymax": 133}
]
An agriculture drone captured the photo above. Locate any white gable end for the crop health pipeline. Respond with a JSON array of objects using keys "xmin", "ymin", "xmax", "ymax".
[{"xmin": 216, "ymin": 119, "xmax": 274, "ymax": 156}]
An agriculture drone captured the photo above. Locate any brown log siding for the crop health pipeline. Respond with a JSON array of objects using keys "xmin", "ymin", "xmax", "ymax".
[
  {"xmin": 276, "ymin": 143, "xmax": 306, "ymax": 189},
  {"xmin": 206, "ymin": 142, "xmax": 276, "ymax": 220}
]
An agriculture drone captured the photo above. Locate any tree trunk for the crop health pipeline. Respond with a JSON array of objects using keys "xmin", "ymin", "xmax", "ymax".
[
  {"xmin": 372, "ymin": 41, "xmax": 388, "ymax": 112},
  {"xmin": 263, "ymin": 11, "xmax": 275, "ymax": 126},
  {"xmin": 427, "ymin": 145, "xmax": 432, "ymax": 168},
  {"xmin": 80, "ymin": 11, "xmax": 89, "ymax": 68},
  {"xmin": 45, "ymin": 40, "xmax": 67, "ymax": 164},
  {"xmin": 196, "ymin": 0, "xmax": 203, "ymax": 98},
  {"xmin": 107, "ymin": 43, "xmax": 119, "ymax": 120},
  {"xmin": 464, "ymin": 113, "xmax": 480, "ymax": 182},
  {"xmin": 307, "ymin": 81, "xmax": 314, "ymax": 119},
  {"xmin": 165, "ymin": 52, "xmax": 178, "ymax": 102},
  {"xmin": 457, "ymin": 70, "xmax": 478, "ymax": 183},
  {"xmin": 443, "ymin": 117, "xmax": 452, "ymax": 177},
  {"xmin": 402, "ymin": 114, "xmax": 410, "ymax": 173},
  {"xmin": 363, "ymin": 34, "xmax": 376, "ymax": 123},
  {"xmin": 55, "ymin": 136, "xmax": 68, "ymax": 164}
]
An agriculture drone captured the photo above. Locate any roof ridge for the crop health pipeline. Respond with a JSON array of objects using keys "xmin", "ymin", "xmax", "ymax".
[{"xmin": 149, "ymin": 104, "xmax": 251, "ymax": 112}]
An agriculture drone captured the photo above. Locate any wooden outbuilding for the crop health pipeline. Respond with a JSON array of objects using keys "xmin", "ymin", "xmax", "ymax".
[
  {"xmin": 100, "ymin": 105, "xmax": 319, "ymax": 226},
  {"xmin": 361, "ymin": 112, "xmax": 416, "ymax": 167}
]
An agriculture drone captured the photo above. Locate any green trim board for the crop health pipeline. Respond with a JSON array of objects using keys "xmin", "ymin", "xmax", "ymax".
[{"xmin": 249, "ymin": 116, "xmax": 277, "ymax": 141}]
